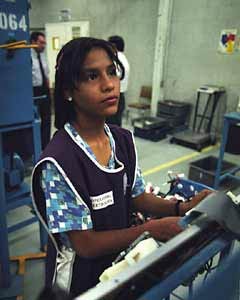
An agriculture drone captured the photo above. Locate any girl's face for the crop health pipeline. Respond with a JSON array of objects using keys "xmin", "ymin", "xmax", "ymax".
[{"xmin": 71, "ymin": 47, "xmax": 120, "ymax": 120}]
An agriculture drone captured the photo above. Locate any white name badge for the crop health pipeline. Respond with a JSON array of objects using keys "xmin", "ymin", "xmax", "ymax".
[{"xmin": 90, "ymin": 191, "xmax": 114, "ymax": 210}]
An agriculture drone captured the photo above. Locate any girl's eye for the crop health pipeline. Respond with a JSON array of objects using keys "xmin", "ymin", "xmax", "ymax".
[
  {"xmin": 87, "ymin": 72, "xmax": 98, "ymax": 81},
  {"xmin": 108, "ymin": 67, "xmax": 117, "ymax": 76}
]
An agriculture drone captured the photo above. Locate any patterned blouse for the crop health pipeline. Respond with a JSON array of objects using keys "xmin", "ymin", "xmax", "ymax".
[{"xmin": 40, "ymin": 123, "xmax": 145, "ymax": 234}]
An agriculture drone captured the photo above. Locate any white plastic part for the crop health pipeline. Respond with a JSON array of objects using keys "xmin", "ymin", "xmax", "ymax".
[
  {"xmin": 125, "ymin": 238, "xmax": 159, "ymax": 265},
  {"xmin": 146, "ymin": 182, "xmax": 153, "ymax": 193},
  {"xmin": 227, "ymin": 191, "xmax": 240, "ymax": 205},
  {"xmin": 153, "ymin": 186, "xmax": 160, "ymax": 195},
  {"xmin": 99, "ymin": 259, "xmax": 129, "ymax": 282},
  {"xmin": 177, "ymin": 183, "xmax": 183, "ymax": 189},
  {"xmin": 190, "ymin": 185, "xmax": 195, "ymax": 192},
  {"xmin": 99, "ymin": 238, "xmax": 160, "ymax": 282},
  {"xmin": 177, "ymin": 173, "xmax": 185, "ymax": 178}
]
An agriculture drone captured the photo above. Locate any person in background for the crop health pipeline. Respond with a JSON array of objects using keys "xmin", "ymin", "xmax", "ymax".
[
  {"xmin": 31, "ymin": 37, "xmax": 211, "ymax": 297},
  {"xmin": 30, "ymin": 31, "xmax": 51, "ymax": 150},
  {"xmin": 106, "ymin": 35, "xmax": 130, "ymax": 126}
]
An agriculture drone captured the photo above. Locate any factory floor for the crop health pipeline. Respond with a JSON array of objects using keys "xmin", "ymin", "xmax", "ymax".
[{"xmin": 6, "ymin": 116, "xmax": 240, "ymax": 300}]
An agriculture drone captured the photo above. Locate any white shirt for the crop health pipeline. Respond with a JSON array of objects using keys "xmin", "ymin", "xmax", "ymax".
[
  {"xmin": 118, "ymin": 51, "xmax": 130, "ymax": 93},
  {"xmin": 31, "ymin": 49, "xmax": 49, "ymax": 87}
]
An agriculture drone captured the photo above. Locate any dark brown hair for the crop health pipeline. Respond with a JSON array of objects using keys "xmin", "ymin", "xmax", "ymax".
[{"xmin": 54, "ymin": 37, "xmax": 124, "ymax": 129}]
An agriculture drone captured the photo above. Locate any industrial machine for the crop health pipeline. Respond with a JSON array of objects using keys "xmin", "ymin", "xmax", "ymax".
[
  {"xmin": 75, "ymin": 190, "xmax": 239, "ymax": 300},
  {"xmin": 170, "ymin": 85, "xmax": 225, "ymax": 151},
  {"xmin": 0, "ymin": 1, "xmax": 46, "ymax": 299},
  {"xmin": 72, "ymin": 175, "xmax": 239, "ymax": 300},
  {"xmin": 34, "ymin": 176, "xmax": 240, "ymax": 300}
]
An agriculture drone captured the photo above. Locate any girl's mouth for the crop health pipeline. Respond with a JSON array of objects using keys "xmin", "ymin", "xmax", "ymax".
[{"xmin": 102, "ymin": 96, "xmax": 118, "ymax": 104}]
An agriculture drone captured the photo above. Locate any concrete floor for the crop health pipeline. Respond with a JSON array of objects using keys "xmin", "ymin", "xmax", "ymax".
[{"xmin": 5, "ymin": 117, "xmax": 240, "ymax": 300}]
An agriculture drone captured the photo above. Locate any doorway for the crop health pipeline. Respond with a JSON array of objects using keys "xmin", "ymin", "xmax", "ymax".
[{"xmin": 45, "ymin": 21, "xmax": 90, "ymax": 87}]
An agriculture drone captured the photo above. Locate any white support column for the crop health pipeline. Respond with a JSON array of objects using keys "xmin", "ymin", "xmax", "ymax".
[{"xmin": 151, "ymin": 0, "xmax": 173, "ymax": 116}]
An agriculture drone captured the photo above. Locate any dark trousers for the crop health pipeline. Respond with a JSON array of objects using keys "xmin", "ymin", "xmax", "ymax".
[
  {"xmin": 33, "ymin": 86, "xmax": 51, "ymax": 150},
  {"xmin": 106, "ymin": 92, "xmax": 125, "ymax": 127}
]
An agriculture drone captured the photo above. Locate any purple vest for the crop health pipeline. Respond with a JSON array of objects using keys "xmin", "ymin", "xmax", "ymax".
[{"xmin": 32, "ymin": 125, "xmax": 136, "ymax": 296}]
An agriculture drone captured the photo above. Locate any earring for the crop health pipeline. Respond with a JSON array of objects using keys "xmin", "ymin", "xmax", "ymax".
[{"xmin": 67, "ymin": 96, "xmax": 72, "ymax": 102}]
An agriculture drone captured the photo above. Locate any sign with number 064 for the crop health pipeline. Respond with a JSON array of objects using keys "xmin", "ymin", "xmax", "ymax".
[{"xmin": 0, "ymin": 12, "xmax": 27, "ymax": 31}]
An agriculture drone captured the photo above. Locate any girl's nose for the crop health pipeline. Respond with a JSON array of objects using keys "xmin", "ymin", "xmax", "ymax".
[{"xmin": 101, "ymin": 74, "xmax": 114, "ymax": 92}]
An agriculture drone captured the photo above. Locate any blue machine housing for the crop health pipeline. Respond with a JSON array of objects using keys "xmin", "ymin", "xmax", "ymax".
[
  {"xmin": 0, "ymin": 0, "xmax": 33, "ymax": 126},
  {"xmin": 0, "ymin": 1, "xmax": 46, "ymax": 298},
  {"xmin": 168, "ymin": 177, "xmax": 214, "ymax": 199},
  {"xmin": 4, "ymin": 152, "xmax": 25, "ymax": 190}
]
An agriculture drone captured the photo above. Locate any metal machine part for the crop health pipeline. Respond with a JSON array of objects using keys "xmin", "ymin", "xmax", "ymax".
[
  {"xmin": 190, "ymin": 191, "xmax": 240, "ymax": 237},
  {"xmin": 0, "ymin": 1, "xmax": 33, "ymax": 127},
  {"xmin": 75, "ymin": 192, "xmax": 238, "ymax": 300},
  {"xmin": 0, "ymin": 1, "xmax": 45, "ymax": 298},
  {"xmin": 163, "ymin": 173, "xmax": 214, "ymax": 199},
  {"xmin": 4, "ymin": 152, "xmax": 25, "ymax": 190},
  {"xmin": 76, "ymin": 217, "xmax": 233, "ymax": 300}
]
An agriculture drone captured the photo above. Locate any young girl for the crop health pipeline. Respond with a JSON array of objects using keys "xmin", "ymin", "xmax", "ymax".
[{"xmin": 32, "ymin": 37, "xmax": 210, "ymax": 297}]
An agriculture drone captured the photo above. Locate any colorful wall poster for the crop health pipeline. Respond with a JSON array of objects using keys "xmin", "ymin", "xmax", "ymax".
[{"xmin": 218, "ymin": 29, "xmax": 237, "ymax": 54}]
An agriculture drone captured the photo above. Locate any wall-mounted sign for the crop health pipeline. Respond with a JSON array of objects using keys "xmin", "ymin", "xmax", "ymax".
[{"xmin": 218, "ymin": 29, "xmax": 237, "ymax": 54}]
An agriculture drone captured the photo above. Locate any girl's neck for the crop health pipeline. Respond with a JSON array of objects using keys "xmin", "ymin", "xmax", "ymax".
[{"xmin": 72, "ymin": 115, "xmax": 107, "ymax": 144}]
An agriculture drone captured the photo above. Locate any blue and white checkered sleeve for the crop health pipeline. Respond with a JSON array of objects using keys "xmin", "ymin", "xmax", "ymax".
[
  {"xmin": 40, "ymin": 161, "xmax": 93, "ymax": 234},
  {"xmin": 131, "ymin": 165, "xmax": 146, "ymax": 198}
]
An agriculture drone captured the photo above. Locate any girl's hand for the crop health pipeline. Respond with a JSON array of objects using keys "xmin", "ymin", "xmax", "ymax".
[
  {"xmin": 181, "ymin": 189, "xmax": 214, "ymax": 214},
  {"xmin": 144, "ymin": 217, "xmax": 183, "ymax": 241}
]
